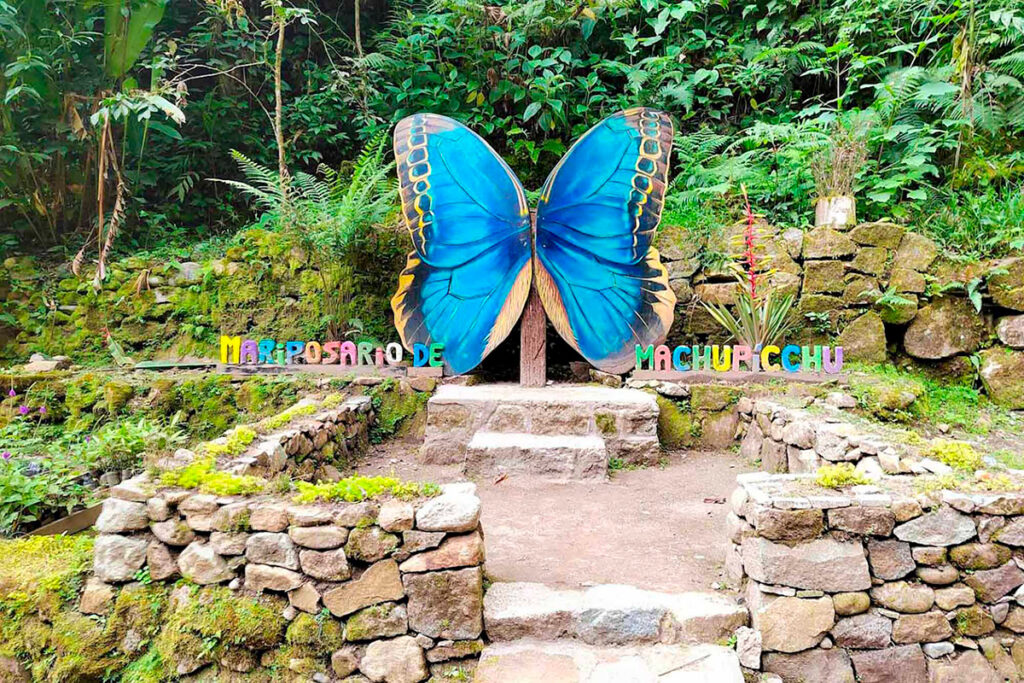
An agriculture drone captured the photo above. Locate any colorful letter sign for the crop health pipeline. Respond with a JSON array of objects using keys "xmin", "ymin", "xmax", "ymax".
[{"xmin": 390, "ymin": 109, "xmax": 677, "ymax": 376}]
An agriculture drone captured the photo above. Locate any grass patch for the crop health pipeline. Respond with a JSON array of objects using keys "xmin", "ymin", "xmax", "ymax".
[
  {"xmin": 292, "ymin": 475, "xmax": 439, "ymax": 504},
  {"xmin": 914, "ymin": 472, "xmax": 1024, "ymax": 494}
]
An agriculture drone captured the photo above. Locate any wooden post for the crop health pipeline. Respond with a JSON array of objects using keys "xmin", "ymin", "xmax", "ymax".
[
  {"xmin": 520, "ymin": 288, "xmax": 546, "ymax": 387},
  {"xmin": 520, "ymin": 210, "xmax": 546, "ymax": 387}
]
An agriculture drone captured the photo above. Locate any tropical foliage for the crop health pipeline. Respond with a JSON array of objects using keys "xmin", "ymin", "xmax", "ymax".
[{"xmin": 1, "ymin": 0, "xmax": 1023, "ymax": 261}]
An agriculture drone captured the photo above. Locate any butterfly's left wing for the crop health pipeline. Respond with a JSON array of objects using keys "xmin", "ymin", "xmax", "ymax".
[{"xmin": 534, "ymin": 108, "xmax": 676, "ymax": 373}]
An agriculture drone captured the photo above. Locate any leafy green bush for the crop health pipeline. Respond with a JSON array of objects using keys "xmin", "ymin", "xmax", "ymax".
[
  {"xmin": 78, "ymin": 416, "xmax": 186, "ymax": 472},
  {"xmin": 815, "ymin": 463, "xmax": 871, "ymax": 489}
]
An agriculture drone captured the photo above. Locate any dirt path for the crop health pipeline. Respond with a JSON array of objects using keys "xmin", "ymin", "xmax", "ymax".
[{"xmin": 355, "ymin": 444, "xmax": 755, "ymax": 594}]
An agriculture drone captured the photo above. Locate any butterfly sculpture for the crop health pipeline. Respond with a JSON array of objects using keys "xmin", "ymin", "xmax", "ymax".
[{"xmin": 391, "ymin": 107, "xmax": 677, "ymax": 375}]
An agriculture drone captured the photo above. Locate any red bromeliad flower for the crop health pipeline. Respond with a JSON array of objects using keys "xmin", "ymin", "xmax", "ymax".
[{"xmin": 740, "ymin": 184, "xmax": 759, "ymax": 301}]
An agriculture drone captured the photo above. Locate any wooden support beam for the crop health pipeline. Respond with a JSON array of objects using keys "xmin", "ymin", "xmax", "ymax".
[{"xmin": 520, "ymin": 288, "xmax": 547, "ymax": 387}]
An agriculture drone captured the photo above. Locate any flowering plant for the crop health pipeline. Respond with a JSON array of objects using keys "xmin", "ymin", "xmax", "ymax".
[{"xmin": 701, "ymin": 186, "xmax": 795, "ymax": 348}]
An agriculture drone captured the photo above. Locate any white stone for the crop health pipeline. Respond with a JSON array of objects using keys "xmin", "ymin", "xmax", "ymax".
[
  {"xmin": 360, "ymin": 635, "xmax": 427, "ymax": 683},
  {"xmin": 95, "ymin": 498, "xmax": 149, "ymax": 533},
  {"xmin": 416, "ymin": 493, "xmax": 481, "ymax": 532}
]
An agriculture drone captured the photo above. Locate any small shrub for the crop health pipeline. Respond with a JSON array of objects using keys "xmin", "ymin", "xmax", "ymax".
[
  {"xmin": 79, "ymin": 415, "xmax": 186, "ymax": 472},
  {"xmin": 292, "ymin": 475, "xmax": 439, "ymax": 503},
  {"xmin": 815, "ymin": 463, "xmax": 871, "ymax": 489},
  {"xmin": 925, "ymin": 439, "xmax": 983, "ymax": 473}
]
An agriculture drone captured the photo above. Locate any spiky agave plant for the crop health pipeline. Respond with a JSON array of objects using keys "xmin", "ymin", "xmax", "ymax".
[{"xmin": 701, "ymin": 185, "xmax": 795, "ymax": 348}]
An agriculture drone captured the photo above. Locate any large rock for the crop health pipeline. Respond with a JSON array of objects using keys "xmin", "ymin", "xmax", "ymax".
[
  {"xmin": 95, "ymin": 499, "xmax": 149, "ymax": 533},
  {"xmin": 177, "ymin": 542, "xmax": 234, "ymax": 585},
  {"xmin": 892, "ymin": 611, "xmax": 952, "ymax": 643},
  {"xmin": 151, "ymin": 519, "xmax": 196, "ymax": 546},
  {"xmin": 403, "ymin": 567, "xmax": 483, "ymax": 640},
  {"xmin": 298, "ymin": 547, "xmax": 351, "ymax": 581},
  {"xmin": 837, "ymin": 312, "xmax": 887, "ymax": 363},
  {"xmin": 904, "ymin": 298, "xmax": 986, "ymax": 360},
  {"xmin": 323, "ymin": 560, "xmax": 405, "ymax": 617},
  {"xmin": 893, "ymin": 506, "xmax": 976, "ymax": 546},
  {"xmin": 755, "ymin": 596, "xmax": 834, "ymax": 653},
  {"xmin": 752, "ymin": 508, "xmax": 823, "ymax": 541},
  {"xmin": 964, "ymin": 561, "xmax": 1024, "ymax": 603},
  {"xmin": 741, "ymin": 537, "xmax": 871, "ymax": 592},
  {"xmin": 415, "ymin": 494, "xmax": 481, "ymax": 533},
  {"xmin": 804, "ymin": 261, "xmax": 847, "ymax": 294},
  {"xmin": 345, "ymin": 526, "xmax": 399, "ymax": 563},
  {"xmin": 288, "ymin": 525, "xmax": 347, "ymax": 549},
  {"xmin": 989, "ymin": 257, "xmax": 1024, "ymax": 311},
  {"xmin": 244, "ymin": 564, "xmax": 304, "ymax": 592},
  {"xmin": 360, "ymin": 635, "xmax": 428, "ymax": 683},
  {"xmin": 895, "ymin": 233, "xmax": 938, "ymax": 271},
  {"xmin": 996, "ymin": 315, "xmax": 1024, "ymax": 348},
  {"xmin": 867, "ymin": 539, "xmax": 915, "ymax": 580},
  {"xmin": 850, "ymin": 644, "xmax": 927, "ymax": 683},
  {"xmin": 850, "ymin": 222, "xmax": 905, "ymax": 249},
  {"xmin": 870, "ymin": 582, "xmax": 934, "ymax": 613},
  {"xmin": 763, "ymin": 649, "xmax": 855, "ymax": 683},
  {"xmin": 245, "ymin": 532, "xmax": 299, "ymax": 570},
  {"xmin": 949, "ymin": 543, "xmax": 1011, "ymax": 570},
  {"xmin": 399, "ymin": 531, "xmax": 483, "ymax": 572},
  {"xmin": 803, "ymin": 227, "xmax": 856, "ymax": 259},
  {"xmin": 829, "ymin": 506, "xmax": 895, "ymax": 536},
  {"xmin": 831, "ymin": 612, "xmax": 892, "ymax": 649},
  {"xmin": 345, "ymin": 602, "xmax": 408, "ymax": 641},
  {"xmin": 93, "ymin": 534, "xmax": 148, "ymax": 583},
  {"xmin": 978, "ymin": 348, "xmax": 1024, "ymax": 410},
  {"xmin": 927, "ymin": 650, "xmax": 1003, "ymax": 683}
]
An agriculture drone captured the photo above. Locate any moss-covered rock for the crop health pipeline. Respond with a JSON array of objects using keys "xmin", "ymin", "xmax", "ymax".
[
  {"xmin": 102, "ymin": 380, "xmax": 135, "ymax": 413},
  {"xmin": 689, "ymin": 384, "xmax": 740, "ymax": 412},
  {"xmin": 979, "ymin": 347, "xmax": 1024, "ymax": 410},
  {"xmin": 285, "ymin": 613, "xmax": 345, "ymax": 652},
  {"xmin": 837, "ymin": 311, "xmax": 888, "ymax": 363},
  {"xmin": 656, "ymin": 395, "xmax": 695, "ymax": 449}
]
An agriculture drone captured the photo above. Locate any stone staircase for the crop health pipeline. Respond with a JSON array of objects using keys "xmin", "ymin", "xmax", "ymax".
[
  {"xmin": 475, "ymin": 582, "xmax": 748, "ymax": 682},
  {"xmin": 421, "ymin": 384, "xmax": 661, "ymax": 481}
]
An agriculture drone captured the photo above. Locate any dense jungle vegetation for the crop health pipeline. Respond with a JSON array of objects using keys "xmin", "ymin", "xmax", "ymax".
[{"xmin": 3, "ymin": 0, "xmax": 1024, "ymax": 266}]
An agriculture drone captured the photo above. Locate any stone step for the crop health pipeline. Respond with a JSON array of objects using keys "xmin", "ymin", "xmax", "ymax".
[
  {"xmin": 422, "ymin": 383, "xmax": 661, "ymax": 466},
  {"xmin": 474, "ymin": 639, "xmax": 744, "ymax": 682},
  {"xmin": 483, "ymin": 582, "xmax": 748, "ymax": 647},
  {"xmin": 465, "ymin": 432, "xmax": 608, "ymax": 482}
]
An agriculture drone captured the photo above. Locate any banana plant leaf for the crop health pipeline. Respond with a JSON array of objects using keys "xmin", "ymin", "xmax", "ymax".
[{"xmin": 104, "ymin": 0, "xmax": 168, "ymax": 79}]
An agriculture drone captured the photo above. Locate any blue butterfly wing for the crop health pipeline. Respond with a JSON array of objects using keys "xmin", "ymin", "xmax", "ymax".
[
  {"xmin": 534, "ymin": 108, "xmax": 677, "ymax": 373},
  {"xmin": 391, "ymin": 114, "xmax": 532, "ymax": 375}
]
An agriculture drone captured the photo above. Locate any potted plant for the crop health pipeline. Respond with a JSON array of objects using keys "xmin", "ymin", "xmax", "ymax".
[{"xmin": 811, "ymin": 119, "xmax": 870, "ymax": 229}]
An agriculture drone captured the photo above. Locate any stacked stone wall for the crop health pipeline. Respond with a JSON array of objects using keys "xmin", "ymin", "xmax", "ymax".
[
  {"xmin": 658, "ymin": 220, "xmax": 1024, "ymax": 409},
  {"xmin": 90, "ymin": 478, "xmax": 485, "ymax": 679},
  {"xmin": 728, "ymin": 472, "xmax": 1024, "ymax": 681}
]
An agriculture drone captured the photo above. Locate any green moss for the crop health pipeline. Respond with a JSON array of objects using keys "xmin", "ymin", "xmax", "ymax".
[
  {"xmin": 174, "ymin": 374, "xmax": 240, "ymax": 439},
  {"xmin": 102, "ymin": 380, "xmax": 135, "ymax": 413},
  {"xmin": 160, "ymin": 457, "xmax": 266, "ymax": 495},
  {"xmin": 322, "ymin": 392, "xmax": 349, "ymax": 409},
  {"xmin": 815, "ymin": 463, "xmax": 871, "ymax": 489},
  {"xmin": 0, "ymin": 535, "xmax": 93, "ymax": 621},
  {"xmin": 293, "ymin": 475, "xmax": 439, "ymax": 504},
  {"xmin": 595, "ymin": 412, "xmax": 617, "ymax": 436},
  {"xmin": 915, "ymin": 472, "xmax": 1024, "ymax": 494},
  {"xmin": 656, "ymin": 395, "xmax": 695, "ymax": 449},
  {"xmin": 106, "ymin": 584, "xmax": 168, "ymax": 649},
  {"xmin": 154, "ymin": 585, "xmax": 287, "ymax": 675},
  {"xmin": 285, "ymin": 613, "xmax": 344, "ymax": 652},
  {"xmin": 49, "ymin": 611, "xmax": 122, "ymax": 681},
  {"xmin": 368, "ymin": 381, "xmax": 429, "ymax": 443},
  {"xmin": 689, "ymin": 384, "xmax": 741, "ymax": 412},
  {"xmin": 65, "ymin": 372, "xmax": 104, "ymax": 424},
  {"xmin": 925, "ymin": 439, "xmax": 983, "ymax": 472}
]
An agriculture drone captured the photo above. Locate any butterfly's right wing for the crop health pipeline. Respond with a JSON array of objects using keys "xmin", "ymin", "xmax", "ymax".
[{"xmin": 391, "ymin": 114, "xmax": 532, "ymax": 375}]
